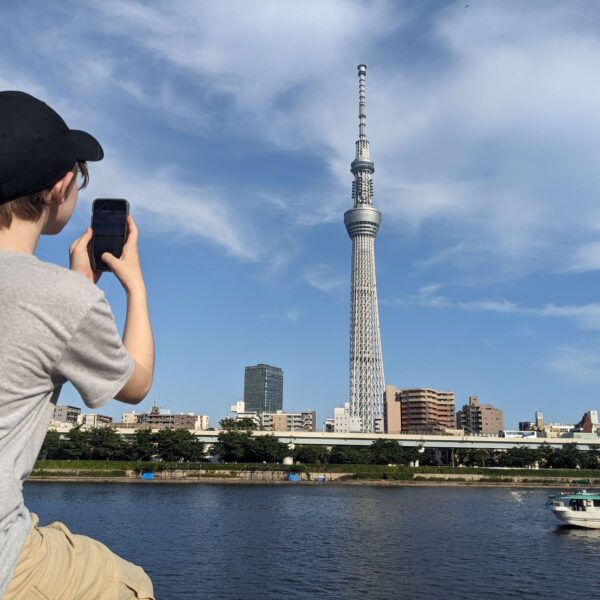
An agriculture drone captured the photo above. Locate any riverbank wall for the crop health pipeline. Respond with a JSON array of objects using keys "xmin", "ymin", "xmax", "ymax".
[{"xmin": 28, "ymin": 467, "xmax": 600, "ymax": 488}]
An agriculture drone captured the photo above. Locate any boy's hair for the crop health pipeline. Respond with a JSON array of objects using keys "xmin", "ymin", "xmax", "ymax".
[{"xmin": 0, "ymin": 161, "xmax": 89, "ymax": 229}]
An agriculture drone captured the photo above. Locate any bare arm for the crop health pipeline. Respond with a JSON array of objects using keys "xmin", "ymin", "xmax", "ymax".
[{"xmin": 101, "ymin": 215, "xmax": 154, "ymax": 403}]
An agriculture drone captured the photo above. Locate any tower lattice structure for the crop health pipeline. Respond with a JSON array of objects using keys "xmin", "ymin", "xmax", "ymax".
[{"xmin": 344, "ymin": 64, "xmax": 385, "ymax": 433}]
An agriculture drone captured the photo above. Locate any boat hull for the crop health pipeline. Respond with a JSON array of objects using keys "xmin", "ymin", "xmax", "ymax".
[{"xmin": 552, "ymin": 506, "xmax": 600, "ymax": 529}]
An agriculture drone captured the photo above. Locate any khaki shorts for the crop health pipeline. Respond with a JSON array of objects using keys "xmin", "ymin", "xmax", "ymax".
[{"xmin": 4, "ymin": 514, "xmax": 154, "ymax": 599}]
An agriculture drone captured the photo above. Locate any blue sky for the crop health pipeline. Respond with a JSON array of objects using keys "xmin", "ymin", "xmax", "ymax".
[{"xmin": 5, "ymin": 0, "xmax": 600, "ymax": 428}]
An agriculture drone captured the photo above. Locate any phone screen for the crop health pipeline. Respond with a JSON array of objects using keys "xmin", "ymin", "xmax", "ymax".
[{"xmin": 91, "ymin": 199, "xmax": 129, "ymax": 272}]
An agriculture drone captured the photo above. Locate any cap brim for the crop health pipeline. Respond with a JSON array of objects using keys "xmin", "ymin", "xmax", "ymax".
[{"xmin": 71, "ymin": 129, "xmax": 104, "ymax": 162}]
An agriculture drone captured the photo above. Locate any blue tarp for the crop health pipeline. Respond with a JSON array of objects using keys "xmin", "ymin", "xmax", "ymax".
[
  {"xmin": 286, "ymin": 473, "xmax": 301, "ymax": 481},
  {"xmin": 140, "ymin": 472, "xmax": 154, "ymax": 480}
]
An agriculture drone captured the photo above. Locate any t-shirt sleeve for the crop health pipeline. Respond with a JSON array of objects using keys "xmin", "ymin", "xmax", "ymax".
[{"xmin": 54, "ymin": 296, "xmax": 134, "ymax": 409}]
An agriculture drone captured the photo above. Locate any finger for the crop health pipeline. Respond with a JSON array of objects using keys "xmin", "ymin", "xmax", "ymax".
[
  {"xmin": 126, "ymin": 214, "xmax": 138, "ymax": 243},
  {"xmin": 70, "ymin": 228, "xmax": 93, "ymax": 253},
  {"xmin": 101, "ymin": 252, "xmax": 119, "ymax": 270},
  {"xmin": 80, "ymin": 227, "xmax": 93, "ymax": 242}
]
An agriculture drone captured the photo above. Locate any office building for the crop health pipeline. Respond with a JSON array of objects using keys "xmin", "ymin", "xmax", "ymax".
[
  {"xmin": 345, "ymin": 65, "xmax": 385, "ymax": 433},
  {"xmin": 456, "ymin": 395, "xmax": 504, "ymax": 436},
  {"xmin": 243, "ymin": 364, "xmax": 283, "ymax": 413}
]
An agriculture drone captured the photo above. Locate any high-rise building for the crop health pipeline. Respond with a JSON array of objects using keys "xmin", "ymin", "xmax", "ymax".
[
  {"xmin": 456, "ymin": 395, "xmax": 504, "ymax": 436},
  {"xmin": 244, "ymin": 364, "xmax": 283, "ymax": 414},
  {"xmin": 397, "ymin": 388, "xmax": 455, "ymax": 434},
  {"xmin": 344, "ymin": 65, "xmax": 385, "ymax": 433}
]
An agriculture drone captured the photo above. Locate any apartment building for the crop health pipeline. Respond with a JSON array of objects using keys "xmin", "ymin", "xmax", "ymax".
[
  {"xmin": 52, "ymin": 404, "xmax": 81, "ymax": 424},
  {"xmin": 393, "ymin": 388, "xmax": 455, "ymax": 434},
  {"xmin": 261, "ymin": 410, "xmax": 317, "ymax": 432},
  {"xmin": 456, "ymin": 395, "xmax": 504, "ymax": 436}
]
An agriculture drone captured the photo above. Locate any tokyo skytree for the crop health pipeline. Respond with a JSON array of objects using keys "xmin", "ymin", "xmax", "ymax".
[{"xmin": 344, "ymin": 64, "xmax": 385, "ymax": 433}]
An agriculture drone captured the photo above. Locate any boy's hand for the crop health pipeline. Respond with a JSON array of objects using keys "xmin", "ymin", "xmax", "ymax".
[
  {"xmin": 69, "ymin": 227, "xmax": 101, "ymax": 284},
  {"xmin": 101, "ymin": 215, "xmax": 145, "ymax": 294}
]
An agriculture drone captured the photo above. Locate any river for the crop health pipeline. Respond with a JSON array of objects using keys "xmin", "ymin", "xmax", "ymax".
[{"xmin": 23, "ymin": 482, "xmax": 600, "ymax": 599}]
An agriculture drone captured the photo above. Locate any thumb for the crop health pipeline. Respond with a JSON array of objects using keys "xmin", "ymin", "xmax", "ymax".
[
  {"xmin": 70, "ymin": 228, "xmax": 92, "ymax": 253},
  {"xmin": 81, "ymin": 227, "xmax": 93, "ymax": 242},
  {"xmin": 101, "ymin": 252, "xmax": 119, "ymax": 270}
]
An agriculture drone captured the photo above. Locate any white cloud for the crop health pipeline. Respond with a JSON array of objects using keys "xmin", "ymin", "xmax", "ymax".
[
  {"xmin": 6, "ymin": 1, "xmax": 600, "ymax": 277},
  {"xmin": 303, "ymin": 264, "xmax": 346, "ymax": 295},
  {"xmin": 261, "ymin": 309, "xmax": 301, "ymax": 324},
  {"xmin": 391, "ymin": 284, "xmax": 600, "ymax": 330},
  {"xmin": 537, "ymin": 304, "xmax": 600, "ymax": 331},
  {"xmin": 90, "ymin": 158, "xmax": 260, "ymax": 261},
  {"xmin": 459, "ymin": 300, "xmax": 518, "ymax": 313},
  {"xmin": 544, "ymin": 346, "xmax": 600, "ymax": 383},
  {"xmin": 565, "ymin": 241, "xmax": 600, "ymax": 273}
]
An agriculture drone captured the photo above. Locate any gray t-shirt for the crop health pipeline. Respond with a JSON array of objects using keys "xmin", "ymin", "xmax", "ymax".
[{"xmin": 0, "ymin": 250, "xmax": 134, "ymax": 598}]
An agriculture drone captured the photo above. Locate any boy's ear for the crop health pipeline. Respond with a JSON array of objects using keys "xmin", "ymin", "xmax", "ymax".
[{"xmin": 46, "ymin": 171, "xmax": 75, "ymax": 206}]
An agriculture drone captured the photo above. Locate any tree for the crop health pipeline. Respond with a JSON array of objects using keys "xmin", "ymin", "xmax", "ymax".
[
  {"xmin": 329, "ymin": 446, "xmax": 371, "ymax": 464},
  {"xmin": 496, "ymin": 447, "xmax": 538, "ymax": 468},
  {"xmin": 536, "ymin": 443, "xmax": 554, "ymax": 469},
  {"xmin": 455, "ymin": 448, "xmax": 494, "ymax": 467},
  {"xmin": 87, "ymin": 427, "xmax": 127, "ymax": 460},
  {"xmin": 547, "ymin": 444, "xmax": 583, "ymax": 469},
  {"xmin": 579, "ymin": 448, "xmax": 600, "ymax": 470},
  {"xmin": 210, "ymin": 430, "xmax": 254, "ymax": 462},
  {"xmin": 38, "ymin": 430, "xmax": 63, "ymax": 460},
  {"xmin": 370, "ymin": 440, "xmax": 405, "ymax": 465},
  {"xmin": 220, "ymin": 417, "xmax": 257, "ymax": 431},
  {"xmin": 293, "ymin": 445, "xmax": 329, "ymax": 464},
  {"xmin": 130, "ymin": 429, "xmax": 155, "ymax": 461},
  {"xmin": 63, "ymin": 426, "xmax": 89, "ymax": 460},
  {"xmin": 249, "ymin": 435, "xmax": 288, "ymax": 463},
  {"xmin": 155, "ymin": 429, "xmax": 205, "ymax": 462}
]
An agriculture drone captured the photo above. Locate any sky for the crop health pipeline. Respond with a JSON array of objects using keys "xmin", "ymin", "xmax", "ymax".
[{"xmin": 4, "ymin": 0, "xmax": 600, "ymax": 429}]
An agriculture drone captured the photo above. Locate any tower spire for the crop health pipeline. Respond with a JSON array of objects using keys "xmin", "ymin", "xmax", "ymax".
[{"xmin": 358, "ymin": 64, "xmax": 367, "ymax": 140}]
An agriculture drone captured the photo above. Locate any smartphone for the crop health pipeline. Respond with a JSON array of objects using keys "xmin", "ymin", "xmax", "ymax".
[{"xmin": 90, "ymin": 199, "xmax": 129, "ymax": 272}]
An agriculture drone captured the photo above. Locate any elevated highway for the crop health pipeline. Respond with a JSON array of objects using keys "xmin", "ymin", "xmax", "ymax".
[{"xmin": 192, "ymin": 430, "xmax": 600, "ymax": 451}]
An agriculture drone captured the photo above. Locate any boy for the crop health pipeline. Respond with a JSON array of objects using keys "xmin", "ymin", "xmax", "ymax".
[{"xmin": 0, "ymin": 91, "xmax": 155, "ymax": 599}]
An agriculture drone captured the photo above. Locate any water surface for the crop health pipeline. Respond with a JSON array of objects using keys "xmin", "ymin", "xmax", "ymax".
[{"xmin": 24, "ymin": 483, "xmax": 600, "ymax": 599}]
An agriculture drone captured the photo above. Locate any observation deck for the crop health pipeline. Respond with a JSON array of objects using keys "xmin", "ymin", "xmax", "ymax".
[{"xmin": 344, "ymin": 206, "xmax": 381, "ymax": 238}]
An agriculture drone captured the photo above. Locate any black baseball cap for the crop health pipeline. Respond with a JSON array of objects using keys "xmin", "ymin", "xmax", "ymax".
[{"xmin": 0, "ymin": 91, "xmax": 104, "ymax": 203}]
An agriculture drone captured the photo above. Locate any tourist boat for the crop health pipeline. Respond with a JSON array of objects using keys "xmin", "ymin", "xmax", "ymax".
[{"xmin": 547, "ymin": 483, "xmax": 600, "ymax": 528}]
